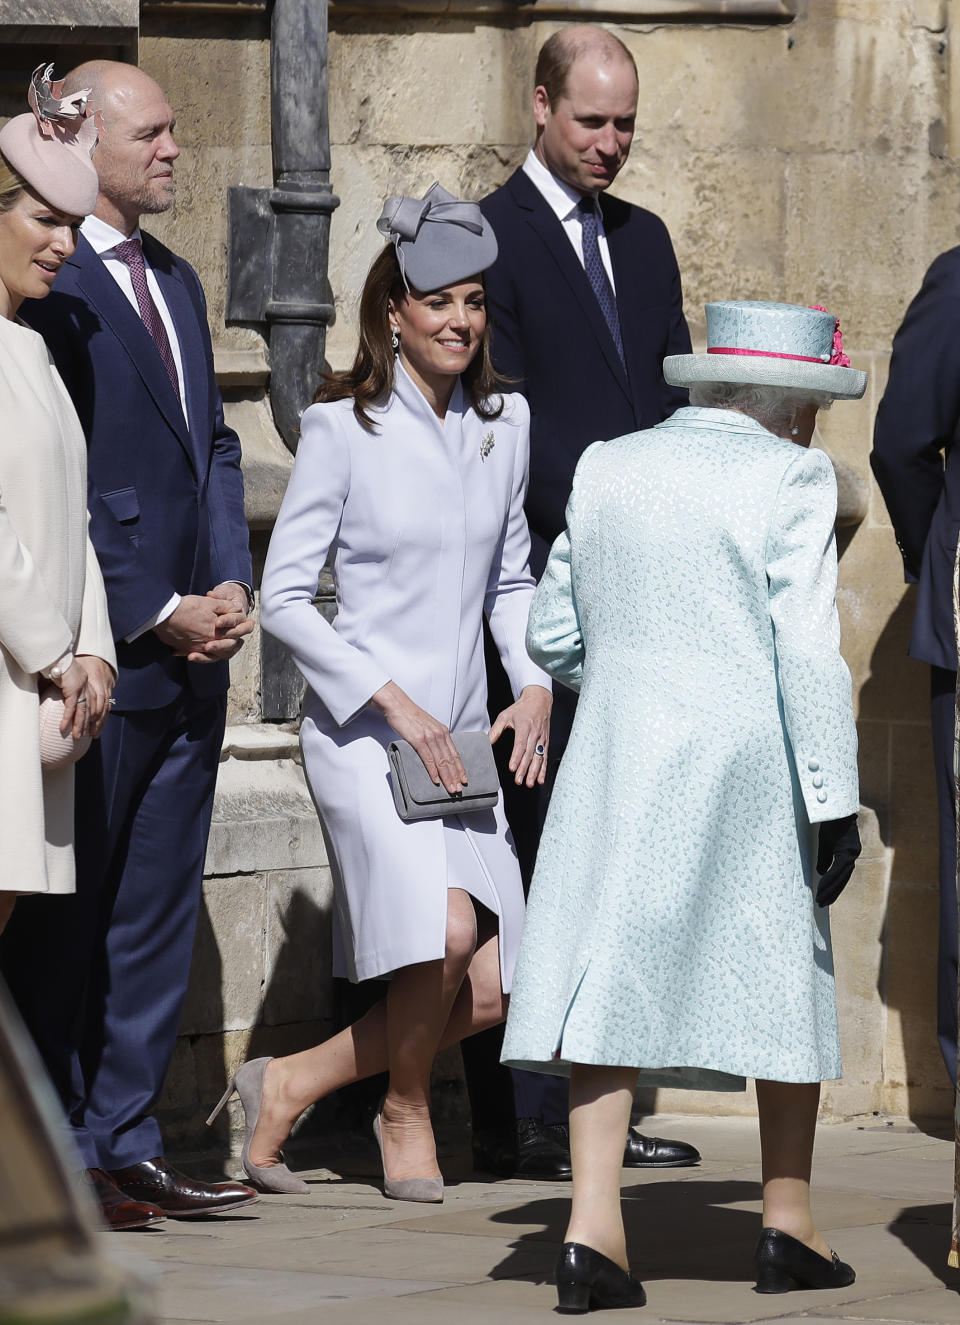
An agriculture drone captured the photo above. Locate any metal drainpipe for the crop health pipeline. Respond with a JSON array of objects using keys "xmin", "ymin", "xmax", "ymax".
[
  {"xmin": 226, "ymin": 0, "xmax": 339, "ymax": 453},
  {"xmin": 267, "ymin": 0, "xmax": 338, "ymax": 450}
]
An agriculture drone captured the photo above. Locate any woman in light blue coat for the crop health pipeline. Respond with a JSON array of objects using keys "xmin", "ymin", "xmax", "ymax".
[
  {"xmin": 210, "ymin": 186, "xmax": 552, "ymax": 1202},
  {"xmin": 501, "ymin": 302, "xmax": 866, "ymax": 1311}
]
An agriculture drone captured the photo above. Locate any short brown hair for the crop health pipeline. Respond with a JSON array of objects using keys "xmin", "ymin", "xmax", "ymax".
[
  {"xmin": 316, "ymin": 244, "xmax": 505, "ymax": 432},
  {"xmin": 535, "ymin": 26, "xmax": 637, "ymax": 104}
]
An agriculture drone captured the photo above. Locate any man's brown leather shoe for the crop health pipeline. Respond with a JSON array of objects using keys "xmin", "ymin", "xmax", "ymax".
[
  {"xmin": 87, "ymin": 1167, "xmax": 166, "ymax": 1230},
  {"xmin": 107, "ymin": 1157, "xmax": 258, "ymax": 1218}
]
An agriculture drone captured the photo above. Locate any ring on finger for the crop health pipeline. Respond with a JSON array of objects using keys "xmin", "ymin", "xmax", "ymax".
[
  {"xmin": 76, "ymin": 697, "xmax": 88, "ymax": 704},
  {"xmin": 535, "ymin": 742, "xmax": 545, "ymax": 756}
]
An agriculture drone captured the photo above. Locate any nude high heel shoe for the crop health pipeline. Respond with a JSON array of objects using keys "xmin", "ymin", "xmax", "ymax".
[
  {"xmin": 206, "ymin": 1057, "xmax": 310, "ymax": 1195},
  {"xmin": 372, "ymin": 1109, "xmax": 443, "ymax": 1203}
]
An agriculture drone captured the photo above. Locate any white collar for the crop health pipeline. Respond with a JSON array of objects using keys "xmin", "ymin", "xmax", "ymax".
[
  {"xmin": 81, "ymin": 213, "xmax": 144, "ymax": 257},
  {"xmin": 522, "ymin": 149, "xmax": 597, "ymax": 224}
]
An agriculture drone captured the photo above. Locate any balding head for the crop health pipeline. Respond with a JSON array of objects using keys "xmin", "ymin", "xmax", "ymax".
[
  {"xmin": 532, "ymin": 25, "xmax": 638, "ymax": 197},
  {"xmin": 535, "ymin": 25, "xmax": 637, "ymax": 106},
  {"xmin": 62, "ymin": 60, "xmax": 179, "ymax": 235}
]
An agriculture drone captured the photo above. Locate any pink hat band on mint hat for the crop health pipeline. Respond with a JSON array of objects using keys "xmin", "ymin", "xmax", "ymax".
[{"xmin": 0, "ymin": 63, "xmax": 100, "ymax": 217}]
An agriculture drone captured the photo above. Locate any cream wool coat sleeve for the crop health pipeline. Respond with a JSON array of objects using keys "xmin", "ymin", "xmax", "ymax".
[{"xmin": 0, "ymin": 481, "xmax": 74, "ymax": 674}]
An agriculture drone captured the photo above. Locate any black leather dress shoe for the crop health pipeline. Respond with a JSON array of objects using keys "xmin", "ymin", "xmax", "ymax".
[
  {"xmin": 622, "ymin": 1126, "xmax": 700, "ymax": 1168},
  {"xmin": 108, "ymin": 1157, "xmax": 258, "ymax": 1218},
  {"xmin": 546, "ymin": 1121, "xmax": 700, "ymax": 1169},
  {"xmin": 555, "ymin": 1242, "xmax": 646, "ymax": 1314},
  {"xmin": 515, "ymin": 1117, "xmax": 572, "ymax": 1180},
  {"xmin": 86, "ymin": 1167, "xmax": 166, "ymax": 1231},
  {"xmin": 754, "ymin": 1227, "xmax": 855, "ymax": 1293}
]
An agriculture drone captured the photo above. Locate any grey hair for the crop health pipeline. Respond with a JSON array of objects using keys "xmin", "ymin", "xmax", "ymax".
[{"xmin": 688, "ymin": 381, "xmax": 833, "ymax": 434}]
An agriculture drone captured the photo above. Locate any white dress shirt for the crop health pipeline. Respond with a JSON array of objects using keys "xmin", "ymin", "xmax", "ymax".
[{"xmin": 521, "ymin": 149, "xmax": 617, "ymax": 292}]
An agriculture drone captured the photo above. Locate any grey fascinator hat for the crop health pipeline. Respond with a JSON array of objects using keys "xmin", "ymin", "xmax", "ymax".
[{"xmin": 377, "ymin": 182, "xmax": 498, "ymax": 293}]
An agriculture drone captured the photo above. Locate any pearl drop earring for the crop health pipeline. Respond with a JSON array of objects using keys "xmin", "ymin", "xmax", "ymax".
[{"xmin": 391, "ymin": 328, "xmax": 400, "ymax": 352}]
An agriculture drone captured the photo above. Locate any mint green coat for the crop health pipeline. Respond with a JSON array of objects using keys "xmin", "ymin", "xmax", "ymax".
[{"xmin": 502, "ymin": 407, "xmax": 859, "ymax": 1088}]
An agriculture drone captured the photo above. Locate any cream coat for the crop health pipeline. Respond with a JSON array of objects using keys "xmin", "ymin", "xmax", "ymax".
[
  {"xmin": 261, "ymin": 364, "xmax": 550, "ymax": 987},
  {"xmin": 0, "ymin": 316, "xmax": 115, "ymax": 894}
]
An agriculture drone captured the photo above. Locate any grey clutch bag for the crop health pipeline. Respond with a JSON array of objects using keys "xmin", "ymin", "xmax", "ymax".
[{"xmin": 387, "ymin": 730, "xmax": 500, "ymax": 821}]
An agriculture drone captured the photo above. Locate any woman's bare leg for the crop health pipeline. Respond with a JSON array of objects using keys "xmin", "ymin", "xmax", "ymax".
[
  {"xmin": 249, "ymin": 891, "xmax": 507, "ymax": 1169},
  {"xmin": 564, "ymin": 1063, "xmax": 638, "ymax": 1270},
  {"xmin": 756, "ymin": 1079, "xmax": 831, "ymax": 1259}
]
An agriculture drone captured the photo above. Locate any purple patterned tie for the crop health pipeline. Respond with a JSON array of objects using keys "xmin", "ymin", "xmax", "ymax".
[
  {"xmin": 113, "ymin": 237, "xmax": 180, "ymax": 395},
  {"xmin": 577, "ymin": 197, "xmax": 625, "ymax": 369}
]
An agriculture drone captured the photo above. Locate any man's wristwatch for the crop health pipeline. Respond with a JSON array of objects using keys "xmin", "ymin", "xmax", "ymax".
[{"xmin": 43, "ymin": 651, "xmax": 75, "ymax": 683}]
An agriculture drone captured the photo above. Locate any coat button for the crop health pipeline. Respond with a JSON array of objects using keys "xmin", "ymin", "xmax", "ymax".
[
  {"xmin": 808, "ymin": 758, "xmax": 820, "ymax": 772},
  {"xmin": 812, "ymin": 774, "xmax": 824, "ymax": 788},
  {"xmin": 816, "ymin": 790, "xmax": 828, "ymax": 804}
]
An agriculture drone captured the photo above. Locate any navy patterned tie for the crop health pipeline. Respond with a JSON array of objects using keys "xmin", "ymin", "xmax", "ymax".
[
  {"xmin": 577, "ymin": 197, "xmax": 624, "ymax": 368},
  {"xmin": 114, "ymin": 237, "xmax": 181, "ymax": 395}
]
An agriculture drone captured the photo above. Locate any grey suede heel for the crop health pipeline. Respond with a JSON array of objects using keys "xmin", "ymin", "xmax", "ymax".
[
  {"xmin": 372, "ymin": 1110, "xmax": 444, "ymax": 1203},
  {"xmin": 206, "ymin": 1056, "xmax": 310, "ymax": 1195}
]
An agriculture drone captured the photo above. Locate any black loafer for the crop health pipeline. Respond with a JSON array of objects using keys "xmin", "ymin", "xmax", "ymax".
[
  {"xmin": 622, "ymin": 1127, "xmax": 700, "ymax": 1168},
  {"xmin": 754, "ymin": 1227, "xmax": 856, "ymax": 1293},
  {"xmin": 514, "ymin": 1117, "xmax": 572, "ymax": 1180},
  {"xmin": 555, "ymin": 1241, "xmax": 646, "ymax": 1314}
]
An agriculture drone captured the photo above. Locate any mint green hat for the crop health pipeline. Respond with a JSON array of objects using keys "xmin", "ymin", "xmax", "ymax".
[{"xmin": 664, "ymin": 300, "xmax": 866, "ymax": 400}]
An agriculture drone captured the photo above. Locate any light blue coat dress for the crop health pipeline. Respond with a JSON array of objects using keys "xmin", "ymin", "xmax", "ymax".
[{"xmin": 501, "ymin": 406, "xmax": 860, "ymax": 1088}]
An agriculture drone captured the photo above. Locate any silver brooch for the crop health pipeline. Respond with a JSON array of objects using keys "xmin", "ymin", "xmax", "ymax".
[{"xmin": 480, "ymin": 431, "xmax": 495, "ymax": 461}]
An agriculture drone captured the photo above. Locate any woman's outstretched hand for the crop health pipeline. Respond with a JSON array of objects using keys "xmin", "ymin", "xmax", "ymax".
[
  {"xmin": 370, "ymin": 680, "xmax": 468, "ymax": 794},
  {"xmin": 489, "ymin": 685, "xmax": 552, "ymax": 787}
]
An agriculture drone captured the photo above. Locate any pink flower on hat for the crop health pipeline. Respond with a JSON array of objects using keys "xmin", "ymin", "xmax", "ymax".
[{"xmin": 810, "ymin": 305, "xmax": 852, "ymax": 368}]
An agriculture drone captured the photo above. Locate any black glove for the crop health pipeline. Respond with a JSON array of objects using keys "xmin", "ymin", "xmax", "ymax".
[{"xmin": 815, "ymin": 813, "xmax": 861, "ymax": 906}]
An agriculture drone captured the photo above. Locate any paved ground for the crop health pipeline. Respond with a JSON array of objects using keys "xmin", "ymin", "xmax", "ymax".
[{"xmin": 109, "ymin": 1114, "xmax": 959, "ymax": 1324}]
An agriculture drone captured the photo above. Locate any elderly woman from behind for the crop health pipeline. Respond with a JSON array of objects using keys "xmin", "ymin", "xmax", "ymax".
[
  {"xmin": 0, "ymin": 66, "xmax": 115, "ymax": 933},
  {"xmin": 502, "ymin": 301, "xmax": 865, "ymax": 1312}
]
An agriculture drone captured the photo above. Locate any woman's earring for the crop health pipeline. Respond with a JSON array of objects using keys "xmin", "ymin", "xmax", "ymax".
[
  {"xmin": 391, "ymin": 327, "xmax": 400, "ymax": 353},
  {"xmin": 790, "ymin": 426, "xmax": 799, "ymax": 436}
]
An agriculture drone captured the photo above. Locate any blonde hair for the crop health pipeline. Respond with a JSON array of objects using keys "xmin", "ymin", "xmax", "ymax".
[{"xmin": 0, "ymin": 153, "xmax": 26, "ymax": 213}]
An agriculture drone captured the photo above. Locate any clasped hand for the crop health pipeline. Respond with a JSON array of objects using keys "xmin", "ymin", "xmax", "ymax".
[
  {"xmin": 372, "ymin": 681, "xmax": 552, "ymax": 795},
  {"xmin": 55, "ymin": 655, "xmax": 115, "ymax": 739},
  {"xmin": 153, "ymin": 583, "xmax": 254, "ymax": 663}
]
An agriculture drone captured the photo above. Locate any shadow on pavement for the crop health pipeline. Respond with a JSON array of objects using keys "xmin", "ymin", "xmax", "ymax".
[
  {"xmin": 888, "ymin": 1201, "xmax": 960, "ymax": 1292},
  {"xmin": 487, "ymin": 1178, "xmax": 763, "ymax": 1286}
]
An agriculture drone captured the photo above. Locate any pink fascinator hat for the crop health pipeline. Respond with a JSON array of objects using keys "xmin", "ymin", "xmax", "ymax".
[{"xmin": 0, "ymin": 63, "xmax": 100, "ymax": 217}]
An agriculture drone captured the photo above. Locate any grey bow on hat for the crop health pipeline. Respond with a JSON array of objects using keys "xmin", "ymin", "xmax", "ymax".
[{"xmin": 376, "ymin": 181, "xmax": 498, "ymax": 292}]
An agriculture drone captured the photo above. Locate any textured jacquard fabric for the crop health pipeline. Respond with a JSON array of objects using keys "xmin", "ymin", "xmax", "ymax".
[
  {"xmin": 113, "ymin": 238, "xmax": 180, "ymax": 394},
  {"xmin": 502, "ymin": 406, "xmax": 860, "ymax": 1088},
  {"xmin": 577, "ymin": 198, "xmax": 624, "ymax": 368}
]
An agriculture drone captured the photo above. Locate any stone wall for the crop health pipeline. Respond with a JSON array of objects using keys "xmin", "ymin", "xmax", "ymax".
[
  {"xmin": 315, "ymin": 0, "xmax": 958, "ymax": 1123},
  {"xmin": 1, "ymin": 0, "xmax": 953, "ymax": 1142}
]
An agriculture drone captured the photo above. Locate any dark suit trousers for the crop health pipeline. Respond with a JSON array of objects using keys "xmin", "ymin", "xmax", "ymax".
[
  {"xmin": 1, "ymin": 690, "xmax": 226, "ymax": 1168},
  {"xmin": 930, "ymin": 666, "xmax": 959, "ymax": 1085}
]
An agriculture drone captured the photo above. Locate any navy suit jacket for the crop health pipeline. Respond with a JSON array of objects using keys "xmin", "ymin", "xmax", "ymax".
[
  {"xmin": 872, "ymin": 246, "xmax": 960, "ymax": 672},
  {"xmin": 22, "ymin": 232, "xmax": 252, "ymax": 709},
  {"xmin": 480, "ymin": 167, "xmax": 690, "ymax": 572}
]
